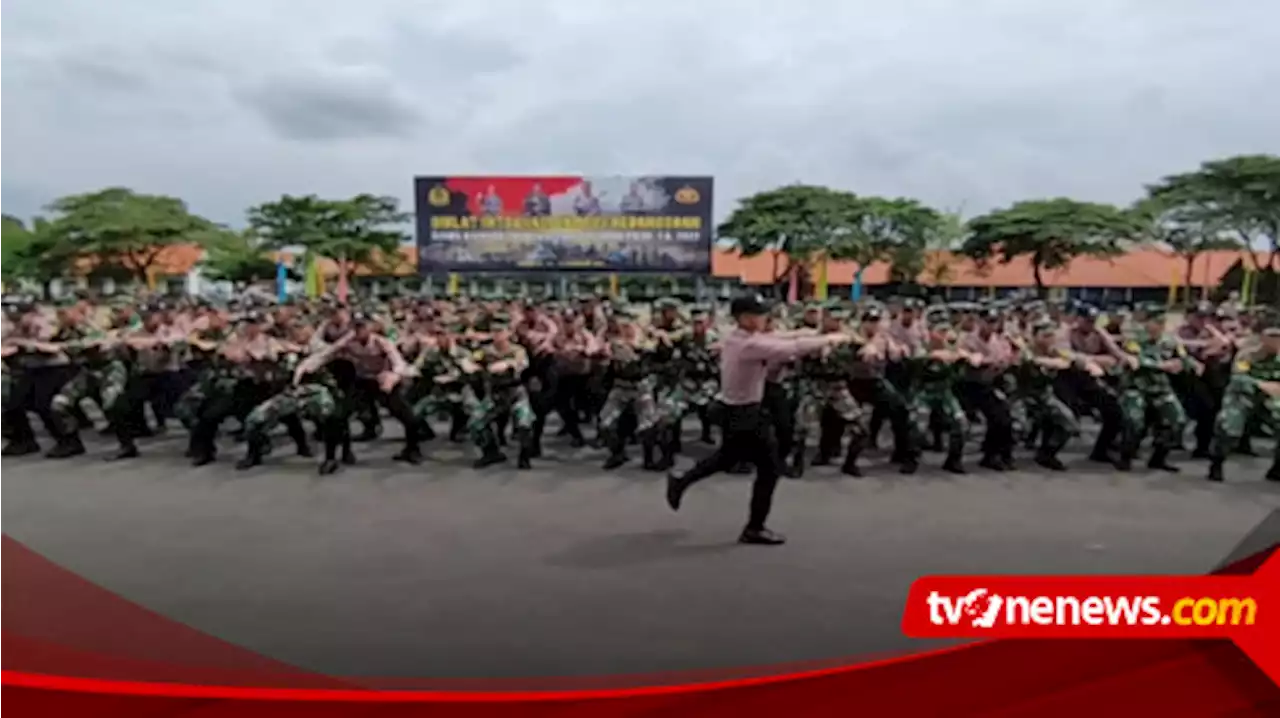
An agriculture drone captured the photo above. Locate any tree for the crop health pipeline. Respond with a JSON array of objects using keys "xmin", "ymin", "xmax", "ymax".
[
  {"xmin": 718, "ymin": 185, "xmax": 855, "ymax": 297},
  {"xmin": 1147, "ymin": 154, "xmax": 1280, "ymax": 278},
  {"xmin": 1132, "ymin": 193, "xmax": 1238, "ymax": 306},
  {"xmin": 2, "ymin": 214, "xmax": 78, "ymax": 299},
  {"xmin": 960, "ymin": 198, "xmax": 1137, "ymax": 297},
  {"xmin": 248, "ymin": 194, "xmax": 409, "ymax": 294},
  {"xmin": 45, "ymin": 187, "xmax": 215, "ymax": 285},
  {"xmin": 200, "ymin": 228, "xmax": 279, "ymax": 285}
]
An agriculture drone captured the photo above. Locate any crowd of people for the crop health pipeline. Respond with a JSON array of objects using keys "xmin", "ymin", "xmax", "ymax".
[{"xmin": 2, "ymin": 290, "xmax": 1277, "ymax": 485}]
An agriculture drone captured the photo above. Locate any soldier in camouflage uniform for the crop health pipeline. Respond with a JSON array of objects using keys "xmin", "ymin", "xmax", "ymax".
[
  {"xmin": 465, "ymin": 315, "xmax": 536, "ymax": 469},
  {"xmin": 597, "ymin": 309, "xmax": 661, "ymax": 470},
  {"xmin": 173, "ymin": 314, "xmax": 236, "ymax": 432},
  {"xmin": 674, "ymin": 307, "xmax": 720, "ymax": 446},
  {"xmin": 1207, "ymin": 326, "xmax": 1280, "ymax": 483},
  {"xmin": 47, "ymin": 322, "xmax": 125, "ymax": 458},
  {"xmin": 238, "ymin": 370, "xmax": 342, "ymax": 473},
  {"xmin": 1010, "ymin": 320, "xmax": 1085, "ymax": 471},
  {"xmin": 904, "ymin": 313, "xmax": 969, "ymax": 474},
  {"xmin": 410, "ymin": 325, "xmax": 471, "ymax": 440},
  {"xmin": 794, "ymin": 306, "xmax": 867, "ymax": 477},
  {"xmin": 1116, "ymin": 309, "xmax": 1196, "ymax": 472}
]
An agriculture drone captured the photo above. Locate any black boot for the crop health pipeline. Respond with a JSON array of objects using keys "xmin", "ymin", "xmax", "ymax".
[
  {"xmin": 341, "ymin": 440, "xmax": 357, "ymax": 465},
  {"xmin": 107, "ymin": 443, "xmax": 139, "ymax": 461},
  {"xmin": 978, "ymin": 454, "xmax": 1005, "ymax": 471},
  {"xmin": 602, "ymin": 430, "xmax": 629, "ymax": 470},
  {"xmin": 3, "ymin": 436, "xmax": 40, "ymax": 457},
  {"xmin": 656, "ymin": 428, "xmax": 677, "ymax": 471},
  {"xmin": 356, "ymin": 422, "xmax": 380, "ymax": 442},
  {"xmin": 841, "ymin": 437, "xmax": 864, "ymax": 477},
  {"xmin": 942, "ymin": 444, "xmax": 965, "ymax": 474},
  {"xmin": 1266, "ymin": 461, "xmax": 1280, "ymax": 483},
  {"xmin": 449, "ymin": 410, "xmax": 466, "ymax": 442},
  {"xmin": 45, "ymin": 435, "xmax": 85, "ymax": 459},
  {"xmin": 787, "ymin": 442, "xmax": 806, "ymax": 479},
  {"xmin": 237, "ymin": 436, "xmax": 268, "ymax": 470},
  {"xmin": 318, "ymin": 459, "xmax": 340, "ymax": 475},
  {"xmin": 393, "ymin": 443, "xmax": 424, "ymax": 465},
  {"xmin": 1207, "ymin": 457, "xmax": 1225, "ymax": 483},
  {"xmin": 1034, "ymin": 451, "xmax": 1067, "ymax": 471},
  {"xmin": 473, "ymin": 430, "xmax": 506, "ymax": 468},
  {"xmin": 287, "ymin": 421, "xmax": 312, "ymax": 458},
  {"xmin": 1147, "ymin": 447, "xmax": 1179, "ymax": 473},
  {"xmin": 641, "ymin": 432, "xmax": 660, "ymax": 471},
  {"xmin": 517, "ymin": 439, "xmax": 533, "ymax": 470}
]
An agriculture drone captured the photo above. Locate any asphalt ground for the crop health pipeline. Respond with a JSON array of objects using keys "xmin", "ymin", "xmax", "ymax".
[{"xmin": 3, "ymin": 420, "xmax": 1278, "ymax": 679}]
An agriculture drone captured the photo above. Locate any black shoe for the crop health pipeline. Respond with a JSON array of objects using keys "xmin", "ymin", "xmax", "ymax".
[
  {"xmin": 1088, "ymin": 449, "xmax": 1115, "ymax": 464},
  {"xmin": 1190, "ymin": 447, "xmax": 1211, "ymax": 460},
  {"xmin": 46, "ymin": 438, "xmax": 86, "ymax": 459},
  {"xmin": 1147, "ymin": 458, "xmax": 1180, "ymax": 473},
  {"xmin": 841, "ymin": 460, "xmax": 863, "ymax": 478},
  {"xmin": 1265, "ymin": 465, "xmax": 1280, "ymax": 483},
  {"xmin": 107, "ymin": 445, "xmax": 139, "ymax": 461},
  {"xmin": 517, "ymin": 450, "xmax": 532, "ymax": 470},
  {"xmin": 666, "ymin": 472, "xmax": 688, "ymax": 511},
  {"xmin": 603, "ymin": 452, "xmax": 629, "ymax": 470},
  {"xmin": 1207, "ymin": 460, "xmax": 1224, "ymax": 483},
  {"xmin": 393, "ymin": 447, "xmax": 424, "ymax": 465},
  {"xmin": 341, "ymin": 448, "xmax": 357, "ymax": 465},
  {"xmin": 191, "ymin": 453, "xmax": 216, "ymax": 467},
  {"xmin": 318, "ymin": 459, "xmax": 340, "ymax": 475},
  {"xmin": 978, "ymin": 455, "xmax": 1005, "ymax": 472},
  {"xmin": 3, "ymin": 440, "xmax": 40, "ymax": 457},
  {"xmin": 296, "ymin": 444, "xmax": 314, "ymax": 459},
  {"xmin": 899, "ymin": 459, "xmax": 918, "ymax": 475},
  {"xmin": 1035, "ymin": 455, "xmax": 1068, "ymax": 472},
  {"xmin": 1114, "ymin": 456, "xmax": 1132, "ymax": 471},
  {"xmin": 473, "ymin": 452, "xmax": 506, "ymax": 469},
  {"xmin": 236, "ymin": 452, "xmax": 262, "ymax": 470},
  {"xmin": 738, "ymin": 527, "xmax": 786, "ymax": 545},
  {"xmin": 942, "ymin": 457, "xmax": 966, "ymax": 474}
]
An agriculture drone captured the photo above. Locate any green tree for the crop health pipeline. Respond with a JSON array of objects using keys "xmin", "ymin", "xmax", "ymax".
[
  {"xmin": 1151, "ymin": 155, "xmax": 1280, "ymax": 271},
  {"xmin": 247, "ymin": 194, "xmax": 409, "ymax": 293},
  {"xmin": 200, "ymin": 228, "xmax": 280, "ymax": 285},
  {"xmin": 718, "ymin": 185, "xmax": 858, "ymax": 296},
  {"xmin": 2, "ymin": 214, "xmax": 79, "ymax": 299},
  {"xmin": 46, "ymin": 187, "xmax": 214, "ymax": 284},
  {"xmin": 960, "ymin": 198, "xmax": 1137, "ymax": 297},
  {"xmin": 1133, "ymin": 193, "xmax": 1238, "ymax": 306}
]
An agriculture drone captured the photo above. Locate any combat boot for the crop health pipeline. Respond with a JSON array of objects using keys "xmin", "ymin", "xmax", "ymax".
[
  {"xmin": 602, "ymin": 430, "xmax": 629, "ymax": 470},
  {"xmin": 942, "ymin": 443, "xmax": 966, "ymax": 475},
  {"xmin": 841, "ymin": 436, "xmax": 865, "ymax": 478},
  {"xmin": 45, "ymin": 435, "xmax": 85, "ymax": 459},
  {"xmin": 1147, "ymin": 447, "xmax": 1179, "ymax": 473},
  {"xmin": 1206, "ymin": 457, "xmax": 1225, "ymax": 483},
  {"xmin": 641, "ymin": 433, "xmax": 660, "ymax": 471},
  {"xmin": 236, "ymin": 436, "xmax": 268, "ymax": 471}
]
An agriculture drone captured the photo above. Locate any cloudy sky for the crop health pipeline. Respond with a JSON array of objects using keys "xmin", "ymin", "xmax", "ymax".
[{"xmin": 3, "ymin": 0, "xmax": 1277, "ymax": 228}]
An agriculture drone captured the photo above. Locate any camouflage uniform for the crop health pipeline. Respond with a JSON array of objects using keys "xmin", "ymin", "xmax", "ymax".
[
  {"xmin": 1118, "ymin": 332, "xmax": 1191, "ymax": 469},
  {"xmin": 466, "ymin": 342, "xmax": 535, "ymax": 468},
  {"xmin": 48, "ymin": 328, "xmax": 111, "ymax": 435},
  {"xmin": 240, "ymin": 380, "xmax": 337, "ymax": 460},
  {"xmin": 1208, "ymin": 343, "xmax": 1280, "ymax": 482},
  {"xmin": 674, "ymin": 326, "xmax": 719, "ymax": 443},
  {"xmin": 174, "ymin": 328, "xmax": 235, "ymax": 429},
  {"xmin": 795, "ymin": 331, "xmax": 865, "ymax": 473},
  {"xmin": 411, "ymin": 342, "xmax": 471, "ymax": 424},
  {"xmin": 904, "ymin": 341, "xmax": 967, "ymax": 472},
  {"xmin": 598, "ymin": 335, "xmax": 661, "ymax": 469},
  {"xmin": 1010, "ymin": 345, "xmax": 1079, "ymax": 468}
]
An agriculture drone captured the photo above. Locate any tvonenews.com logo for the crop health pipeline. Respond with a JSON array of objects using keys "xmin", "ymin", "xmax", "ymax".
[{"xmin": 925, "ymin": 589, "xmax": 1257, "ymax": 629}]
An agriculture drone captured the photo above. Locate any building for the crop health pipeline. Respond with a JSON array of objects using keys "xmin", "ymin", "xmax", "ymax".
[{"xmin": 710, "ymin": 248, "xmax": 1267, "ymax": 305}]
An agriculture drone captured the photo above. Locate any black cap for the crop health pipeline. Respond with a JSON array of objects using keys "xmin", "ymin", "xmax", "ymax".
[
  {"xmin": 978, "ymin": 307, "xmax": 1001, "ymax": 322},
  {"xmin": 729, "ymin": 294, "xmax": 770, "ymax": 317},
  {"xmin": 351, "ymin": 312, "xmax": 371, "ymax": 325},
  {"xmin": 861, "ymin": 307, "xmax": 884, "ymax": 322},
  {"xmin": 1073, "ymin": 304, "xmax": 1100, "ymax": 320}
]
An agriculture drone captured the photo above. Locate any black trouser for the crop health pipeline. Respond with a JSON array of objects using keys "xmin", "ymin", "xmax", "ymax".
[
  {"xmin": 3, "ymin": 365, "xmax": 76, "ymax": 445},
  {"xmin": 109, "ymin": 372, "xmax": 165, "ymax": 451},
  {"xmin": 1064, "ymin": 371, "xmax": 1124, "ymax": 457},
  {"xmin": 678, "ymin": 403, "xmax": 779, "ymax": 531},
  {"xmin": 851, "ymin": 377, "xmax": 914, "ymax": 459},
  {"xmin": 352, "ymin": 377, "xmax": 420, "ymax": 448},
  {"xmin": 1180, "ymin": 361, "xmax": 1228, "ymax": 454},
  {"xmin": 555, "ymin": 373, "xmax": 590, "ymax": 440},
  {"xmin": 763, "ymin": 381, "xmax": 795, "ymax": 466},
  {"xmin": 526, "ymin": 356, "xmax": 558, "ymax": 449},
  {"xmin": 957, "ymin": 380, "xmax": 1014, "ymax": 460}
]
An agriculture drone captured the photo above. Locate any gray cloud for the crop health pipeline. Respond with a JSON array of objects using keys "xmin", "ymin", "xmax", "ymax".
[
  {"xmin": 1, "ymin": 0, "xmax": 1277, "ymax": 226},
  {"xmin": 235, "ymin": 73, "xmax": 424, "ymax": 141}
]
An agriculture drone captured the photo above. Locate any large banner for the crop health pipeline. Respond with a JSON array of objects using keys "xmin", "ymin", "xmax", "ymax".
[{"xmin": 414, "ymin": 175, "xmax": 713, "ymax": 273}]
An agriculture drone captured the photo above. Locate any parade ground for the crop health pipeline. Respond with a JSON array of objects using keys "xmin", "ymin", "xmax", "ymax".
[{"xmin": 4, "ymin": 426, "xmax": 1279, "ymax": 680}]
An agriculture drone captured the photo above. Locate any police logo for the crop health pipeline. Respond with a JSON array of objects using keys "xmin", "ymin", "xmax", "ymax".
[
  {"xmin": 674, "ymin": 186, "xmax": 700, "ymax": 204},
  {"xmin": 428, "ymin": 185, "xmax": 451, "ymax": 207}
]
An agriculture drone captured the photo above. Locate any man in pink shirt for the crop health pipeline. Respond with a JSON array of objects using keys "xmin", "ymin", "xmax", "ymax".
[
  {"xmin": 666, "ymin": 295, "xmax": 850, "ymax": 546},
  {"xmin": 956, "ymin": 308, "xmax": 1018, "ymax": 470}
]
